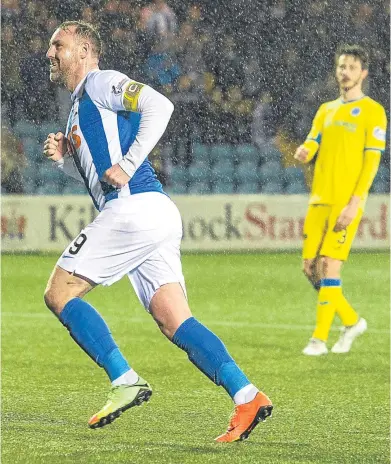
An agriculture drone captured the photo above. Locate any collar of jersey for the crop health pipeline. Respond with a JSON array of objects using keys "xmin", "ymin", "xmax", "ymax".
[
  {"xmin": 339, "ymin": 95, "xmax": 366, "ymax": 104},
  {"xmin": 71, "ymin": 69, "xmax": 99, "ymax": 102}
]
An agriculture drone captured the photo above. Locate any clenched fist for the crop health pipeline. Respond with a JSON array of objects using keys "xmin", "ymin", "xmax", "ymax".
[
  {"xmin": 103, "ymin": 164, "xmax": 131, "ymax": 189},
  {"xmin": 294, "ymin": 145, "xmax": 309, "ymax": 163},
  {"xmin": 43, "ymin": 132, "xmax": 69, "ymax": 162}
]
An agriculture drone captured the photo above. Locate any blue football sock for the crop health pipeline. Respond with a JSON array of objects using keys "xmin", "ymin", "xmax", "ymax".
[
  {"xmin": 172, "ymin": 317, "xmax": 250, "ymax": 398},
  {"xmin": 59, "ymin": 298, "xmax": 130, "ymax": 382}
]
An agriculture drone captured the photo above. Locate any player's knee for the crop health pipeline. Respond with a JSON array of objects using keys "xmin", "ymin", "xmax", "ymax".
[
  {"xmin": 320, "ymin": 256, "xmax": 341, "ymax": 278},
  {"xmin": 44, "ymin": 287, "xmax": 60, "ymax": 314},
  {"xmin": 156, "ymin": 321, "xmax": 176, "ymax": 340},
  {"xmin": 319, "ymin": 257, "xmax": 328, "ymax": 277},
  {"xmin": 149, "ymin": 283, "xmax": 191, "ymax": 340},
  {"xmin": 152, "ymin": 312, "xmax": 180, "ymax": 340},
  {"xmin": 43, "ymin": 285, "xmax": 67, "ymax": 315},
  {"xmin": 44, "ymin": 268, "xmax": 94, "ymax": 315},
  {"xmin": 44, "ymin": 281, "xmax": 76, "ymax": 315}
]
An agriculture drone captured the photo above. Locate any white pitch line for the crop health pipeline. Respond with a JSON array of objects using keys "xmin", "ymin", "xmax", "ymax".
[{"xmin": 1, "ymin": 312, "xmax": 390, "ymax": 334}]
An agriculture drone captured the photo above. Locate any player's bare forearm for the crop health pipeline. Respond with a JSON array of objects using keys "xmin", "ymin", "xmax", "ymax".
[
  {"xmin": 102, "ymin": 163, "xmax": 131, "ymax": 188},
  {"xmin": 348, "ymin": 195, "xmax": 361, "ymax": 208}
]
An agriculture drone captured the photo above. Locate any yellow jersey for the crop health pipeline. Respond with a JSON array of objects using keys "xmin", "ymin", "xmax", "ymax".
[{"xmin": 303, "ymin": 96, "xmax": 387, "ymax": 206}]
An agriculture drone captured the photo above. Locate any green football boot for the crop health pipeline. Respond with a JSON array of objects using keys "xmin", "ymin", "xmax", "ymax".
[{"xmin": 88, "ymin": 377, "xmax": 152, "ymax": 429}]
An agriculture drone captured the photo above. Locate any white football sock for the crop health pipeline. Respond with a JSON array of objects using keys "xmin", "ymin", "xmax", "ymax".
[
  {"xmin": 112, "ymin": 368, "xmax": 139, "ymax": 387},
  {"xmin": 233, "ymin": 384, "xmax": 258, "ymax": 405}
]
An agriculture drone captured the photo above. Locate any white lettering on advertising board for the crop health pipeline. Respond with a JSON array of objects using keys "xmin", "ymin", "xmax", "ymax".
[{"xmin": 2, "ymin": 195, "xmax": 389, "ymax": 252}]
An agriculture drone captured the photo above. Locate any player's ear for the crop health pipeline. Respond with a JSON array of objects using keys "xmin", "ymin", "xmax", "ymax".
[
  {"xmin": 362, "ymin": 69, "xmax": 368, "ymax": 80},
  {"xmin": 80, "ymin": 41, "xmax": 90, "ymax": 59}
]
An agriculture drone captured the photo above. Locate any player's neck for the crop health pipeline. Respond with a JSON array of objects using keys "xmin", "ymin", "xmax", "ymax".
[
  {"xmin": 340, "ymin": 87, "xmax": 364, "ymax": 102},
  {"xmin": 67, "ymin": 65, "xmax": 100, "ymax": 92}
]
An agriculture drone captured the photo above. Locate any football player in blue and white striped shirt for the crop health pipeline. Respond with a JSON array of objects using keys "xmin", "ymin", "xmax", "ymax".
[{"xmin": 43, "ymin": 20, "xmax": 272, "ymax": 442}]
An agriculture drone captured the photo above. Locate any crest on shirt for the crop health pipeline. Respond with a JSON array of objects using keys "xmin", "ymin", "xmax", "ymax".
[
  {"xmin": 373, "ymin": 126, "xmax": 386, "ymax": 141},
  {"xmin": 351, "ymin": 107, "xmax": 361, "ymax": 116},
  {"xmin": 112, "ymin": 78, "xmax": 128, "ymax": 95}
]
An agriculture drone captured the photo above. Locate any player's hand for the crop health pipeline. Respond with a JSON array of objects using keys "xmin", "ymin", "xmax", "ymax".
[
  {"xmin": 334, "ymin": 203, "xmax": 358, "ymax": 232},
  {"xmin": 102, "ymin": 164, "xmax": 131, "ymax": 189},
  {"xmin": 43, "ymin": 132, "xmax": 68, "ymax": 161},
  {"xmin": 294, "ymin": 145, "xmax": 309, "ymax": 163}
]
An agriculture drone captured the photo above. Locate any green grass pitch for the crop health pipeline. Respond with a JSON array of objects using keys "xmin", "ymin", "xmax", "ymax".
[{"xmin": 2, "ymin": 253, "xmax": 389, "ymax": 464}]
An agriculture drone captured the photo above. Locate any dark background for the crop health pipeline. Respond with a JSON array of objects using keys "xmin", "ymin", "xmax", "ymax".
[{"xmin": 2, "ymin": 0, "xmax": 389, "ymax": 194}]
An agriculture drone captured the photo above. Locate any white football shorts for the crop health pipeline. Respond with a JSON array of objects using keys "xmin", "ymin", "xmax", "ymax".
[{"xmin": 57, "ymin": 192, "xmax": 186, "ymax": 310}]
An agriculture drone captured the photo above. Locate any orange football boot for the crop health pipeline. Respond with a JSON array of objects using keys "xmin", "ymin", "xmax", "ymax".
[{"xmin": 215, "ymin": 391, "xmax": 273, "ymax": 443}]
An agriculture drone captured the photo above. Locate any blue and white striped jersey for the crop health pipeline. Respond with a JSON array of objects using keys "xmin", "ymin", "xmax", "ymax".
[{"xmin": 57, "ymin": 69, "xmax": 174, "ymax": 211}]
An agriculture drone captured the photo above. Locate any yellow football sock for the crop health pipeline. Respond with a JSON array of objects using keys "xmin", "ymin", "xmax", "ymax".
[
  {"xmin": 312, "ymin": 281, "xmax": 340, "ymax": 342},
  {"xmin": 335, "ymin": 292, "xmax": 359, "ymax": 327}
]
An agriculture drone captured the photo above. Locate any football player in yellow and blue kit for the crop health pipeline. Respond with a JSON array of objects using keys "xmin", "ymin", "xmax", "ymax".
[{"xmin": 294, "ymin": 45, "xmax": 387, "ymax": 356}]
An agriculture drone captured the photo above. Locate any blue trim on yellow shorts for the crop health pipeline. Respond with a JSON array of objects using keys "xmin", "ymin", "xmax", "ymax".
[{"xmin": 321, "ymin": 278, "xmax": 341, "ymax": 287}]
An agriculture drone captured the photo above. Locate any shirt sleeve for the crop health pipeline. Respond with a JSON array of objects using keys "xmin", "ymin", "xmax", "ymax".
[
  {"xmin": 353, "ymin": 149, "xmax": 381, "ymax": 198},
  {"xmin": 118, "ymin": 84, "xmax": 174, "ymax": 177},
  {"xmin": 88, "ymin": 70, "xmax": 132, "ymax": 112},
  {"xmin": 364, "ymin": 103, "xmax": 387, "ymax": 153},
  {"xmin": 88, "ymin": 70, "xmax": 174, "ymax": 178},
  {"xmin": 302, "ymin": 104, "xmax": 326, "ymax": 162}
]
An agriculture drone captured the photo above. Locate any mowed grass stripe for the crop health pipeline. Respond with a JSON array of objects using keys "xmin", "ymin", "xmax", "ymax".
[{"xmin": 2, "ymin": 253, "xmax": 389, "ymax": 464}]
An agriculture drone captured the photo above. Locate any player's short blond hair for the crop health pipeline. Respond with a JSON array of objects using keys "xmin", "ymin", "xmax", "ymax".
[{"xmin": 59, "ymin": 20, "xmax": 102, "ymax": 59}]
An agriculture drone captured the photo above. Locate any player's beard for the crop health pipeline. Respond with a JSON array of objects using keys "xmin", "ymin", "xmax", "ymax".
[
  {"xmin": 339, "ymin": 76, "xmax": 361, "ymax": 93},
  {"xmin": 49, "ymin": 54, "xmax": 76, "ymax": 87},
  {"xmin": 49, "ymin": 61, "xmax": 66, "ymax": 84}
]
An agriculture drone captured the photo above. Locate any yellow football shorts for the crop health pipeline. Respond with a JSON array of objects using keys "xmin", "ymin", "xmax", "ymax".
[{"xmin": 302, "ymin": 204, "xmax": 363, "ymax": 261}]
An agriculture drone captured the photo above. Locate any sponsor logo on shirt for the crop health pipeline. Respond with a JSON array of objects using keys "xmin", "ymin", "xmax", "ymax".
[
  {"xmin": 373, "ymin": 126, "xmax": 386, "ymax": 141},
  {"xmin": 112, "ymin": 78, "xmax": 128, "ymax": 95},
  {"xmin": 351, "ymin": 107, "xmax": 361, "ymax": 116},
  {"xmin": 334, "ymin": 121, "xmax": 357, "ymax": 132},
  {"xmin": 68, "ymin": 125, "xmax": 81, "ymax": 150}
]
